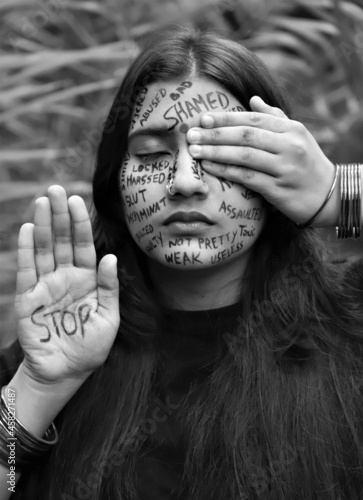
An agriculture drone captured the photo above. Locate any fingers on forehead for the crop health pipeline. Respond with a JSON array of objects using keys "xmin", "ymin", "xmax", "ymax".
[{"xmin": 205, "ymin": 112, "xmax": 288, "ymax": 132}]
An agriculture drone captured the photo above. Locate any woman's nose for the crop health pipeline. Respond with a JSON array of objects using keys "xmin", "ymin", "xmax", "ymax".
[{"xmin": 167, "ymin": 147, "xmax": 209, "ymax": 198}]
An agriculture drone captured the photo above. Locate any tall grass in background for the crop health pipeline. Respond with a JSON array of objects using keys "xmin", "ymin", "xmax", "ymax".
[{"xmin": 1, "ymin": 0, "xmax": 363, "ymax": 346}]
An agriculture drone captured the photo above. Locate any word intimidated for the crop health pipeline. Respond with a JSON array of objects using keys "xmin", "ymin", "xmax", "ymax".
[
  {"xmin": 163, "ymin": 91, "xmax": 230, "ymax": 130},
  {"xmin": 127, "ymin": 197, "xmax": 167, "ymax": 223},
  {"xmin": 219, "ymin": 201, "xmax": 263, "ymax": 221},
  {"xmin": 31, "ymin": 304, "xmax": 91, "ymax": 342}
]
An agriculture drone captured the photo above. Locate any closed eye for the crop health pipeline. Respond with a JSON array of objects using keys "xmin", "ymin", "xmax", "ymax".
[{"xmin": 135, "ymin": 152, "xmax": 168, "ymax": 162}]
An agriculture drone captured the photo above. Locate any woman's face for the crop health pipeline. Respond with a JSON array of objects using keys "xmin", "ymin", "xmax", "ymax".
[{"xmin": 119, "ymin": 77, "xmax": 267, "ymax": 270}]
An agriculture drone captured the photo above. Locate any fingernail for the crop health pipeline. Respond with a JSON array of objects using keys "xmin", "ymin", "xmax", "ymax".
[
  {"xmin": 188, "ymin": 129, "xmax": 201, "ymax": 142},
  {"xmin": 189, "ymin": 145, "xmax": 202, "ymax": 156},
  {"xmin": 202, "ymin": 160, "xmax": 213, "ymax": 168},
  {"xmin": 201, "ymin": 114, "xmax": 214, "ymax": 128}
]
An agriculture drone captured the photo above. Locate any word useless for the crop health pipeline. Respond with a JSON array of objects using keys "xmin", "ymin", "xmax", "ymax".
[
  {"xmin": 210, "ymin": 241, "xmax": 244, "ymax": 264},
  {"xmin": 31, "ymin": 304, "xmax": 91, "ymax": 342}
]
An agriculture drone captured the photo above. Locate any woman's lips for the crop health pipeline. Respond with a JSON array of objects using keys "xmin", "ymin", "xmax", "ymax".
[
  {"xmin": 166, "ymin": 220, "xmax": 211, "ymax": 229},
  {"xmin": 163, "ymin": 211, "xmax": 214, "ymax": 225}
]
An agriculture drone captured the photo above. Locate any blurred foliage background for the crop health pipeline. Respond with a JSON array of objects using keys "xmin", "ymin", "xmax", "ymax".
[{"xmin": 1, "ymin": 0, "xmax": 363, "ymax": 346}]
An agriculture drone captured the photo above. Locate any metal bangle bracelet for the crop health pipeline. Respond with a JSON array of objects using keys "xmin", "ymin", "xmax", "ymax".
[{"xmin": 295, "ymin": 163, "xmax": 339, "ymax": 230}]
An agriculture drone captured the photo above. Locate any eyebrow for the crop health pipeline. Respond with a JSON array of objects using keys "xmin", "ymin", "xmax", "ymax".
[{"xmin": 128, "ymin": 125, "xmax": 174, "ymax": 143}]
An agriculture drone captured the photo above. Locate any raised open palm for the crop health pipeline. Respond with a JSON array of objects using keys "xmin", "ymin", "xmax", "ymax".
[{"xmin": 14, "ymin": 185, "xmax": 120, "ymax": 384}]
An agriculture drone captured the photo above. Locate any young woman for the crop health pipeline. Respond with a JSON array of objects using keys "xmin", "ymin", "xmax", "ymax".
[{"xmin": 0, "ymin": 26, "xmax": 362, "ymax": 500}]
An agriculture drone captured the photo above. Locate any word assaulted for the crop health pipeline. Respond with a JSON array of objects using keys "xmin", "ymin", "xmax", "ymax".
[{"xmin": 219, "ymin": 201, "xmax": 263, "ymax": 221}]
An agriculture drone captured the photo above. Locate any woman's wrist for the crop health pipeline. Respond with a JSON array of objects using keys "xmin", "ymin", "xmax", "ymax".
[
  {"xmin": 4, "ymin": 362, "xmax": 88, "ymax": 439},
  {"xmin": 311, "ymin": 163, "xmax": 362, "ymax": 230},
  {"xmin": 309, "ymin": 160, "xmax": 340, "ymax": 228}
]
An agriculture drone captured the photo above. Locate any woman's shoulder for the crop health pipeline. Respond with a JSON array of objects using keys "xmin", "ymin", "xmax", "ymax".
[{"xmin": 0, "ymin": 339, "xmax": 24, "ymax": 386}]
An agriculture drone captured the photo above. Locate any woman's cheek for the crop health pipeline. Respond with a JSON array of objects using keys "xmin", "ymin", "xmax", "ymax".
[
  {"xmin": 209, "ymin": 183, "xmax": 267, "ymax": 260},
  {"xmin": 120, "ymin": 161, "xmax": 267, "ymax": 268},
  {"xmin": 120, "ymin": 158, "xmax": 169, "ymax": 254}
]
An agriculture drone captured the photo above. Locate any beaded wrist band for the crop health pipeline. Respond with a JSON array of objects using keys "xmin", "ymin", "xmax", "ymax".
[
  {"xmin": 0, "ymin": 386, "xmax": 58, "ymax": 471},
  {"xmin": 295, "ymin": 163, "xmax": 339, "ymax": 229},
  {"xmin": 336, "ymin": 163, "xmax": 362, "ymax": 239}
]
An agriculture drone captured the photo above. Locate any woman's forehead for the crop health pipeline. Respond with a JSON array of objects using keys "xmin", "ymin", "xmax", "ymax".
[{"xmin": 129, "ymin": 77, "xmax": 243, "ymax": 134}]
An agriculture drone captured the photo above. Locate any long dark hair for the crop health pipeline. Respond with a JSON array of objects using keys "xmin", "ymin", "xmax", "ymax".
[{"xmin": 19, "ymin": 26, "xmax": 363, "ymax": 500}]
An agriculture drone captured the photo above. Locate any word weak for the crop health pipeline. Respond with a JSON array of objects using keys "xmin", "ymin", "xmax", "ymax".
[{"xmin": 31, "ymin": 304, "xmax": 91, "ymax": 342}]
